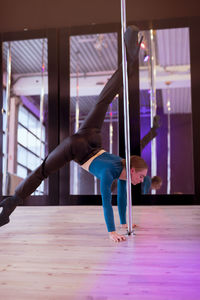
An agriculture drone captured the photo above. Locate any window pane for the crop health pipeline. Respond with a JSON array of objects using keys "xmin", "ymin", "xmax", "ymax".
[
  {"xmin": 27, "ymin": 131, "xmax": 37, "ymax": 151},
  {"xmin": 17, "ymin": 145, "xmax": 27, "ymax": 165},
  {"xmin": 42, "ymin": 125, "xmax": 45, "ymax": 142},
  {"xmin": 27, "ymin": 152, "xmax": 37, "ymax": 170},
  {"xmin": 35, "ymin": 156, "xmax": 41, "ymax": 166},
  {"xmin": 17, "ymin": 124, "xmax": 28, "ymax": 147},
  {"xmin": 18, "ymin": 105, "xmax": 29, "ymax": 127},
  {"xmin": 17, "ymin": 165, "xmax": 27, "ymax": 179},
  {"xmin": 28, "ymin": 113, "xmax": 37, "ymax": 136},
  {"xmin": 40, "ymin": 143, "xmax": 45, "ymax": 159}
]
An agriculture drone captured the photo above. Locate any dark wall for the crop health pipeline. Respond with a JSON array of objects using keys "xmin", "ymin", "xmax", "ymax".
[{"xmin": 0, "ymin": 0, "xmax": 200, "ymax": 33}]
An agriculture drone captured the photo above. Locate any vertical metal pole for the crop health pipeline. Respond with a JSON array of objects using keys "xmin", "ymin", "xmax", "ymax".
[
  {"xmin": 40, "ymin": 39, "xmax": 45, "ymax": 162},
  {"xmin": 75, "ymin": 51, "xmax": 80, "ymax": 133},
  {"xmin": 74, "ymin": 51, "xmax": 80, "ymax": 194},
  {"xmin": 38, "ymin": 39, "xmax": 45, "ymax": 195},
  {"xmin": 121, "ymin": 0, "xmax": 133, "ymax": 234},
  {"xmin": 109, "ymin": 103, "xmax": 113, "ymax": 154},
  {"xmin": 149, "ymin": 29, "xmax": 157, "ymax": 194},
  {"xmin": 167, "ymin": 88, "xmax": 171, "ymax": 194},
  {"xmin": 94, "ymin": 176, "xmax": 98, "ymax": 195},
  {"xmin": 3, "ymin": 42, "xmax": 11, "ymax": 195}
]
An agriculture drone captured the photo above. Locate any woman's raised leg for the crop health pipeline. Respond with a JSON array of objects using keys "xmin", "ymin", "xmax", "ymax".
[{"xmin": 79, "ymin": 25, "xmax": 140, "ymax": 132}]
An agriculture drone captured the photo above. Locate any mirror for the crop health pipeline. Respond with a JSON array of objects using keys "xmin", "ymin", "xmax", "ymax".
[
  {"xmin": 139, "ymin": 27, "xmax": 194, "ymax": 194},
  {"xmin": 2, "ymin": 38, "xmax": 48, "ymax": 196}
]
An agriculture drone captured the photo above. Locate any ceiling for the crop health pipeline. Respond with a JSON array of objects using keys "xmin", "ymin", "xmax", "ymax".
[
  {"xmin": 2, "ymin": 27, "xmax": 191, "ymax": 117},
  {"xmin": 0, "ymin": 0, "xmax": 199, "ymax": 33}
]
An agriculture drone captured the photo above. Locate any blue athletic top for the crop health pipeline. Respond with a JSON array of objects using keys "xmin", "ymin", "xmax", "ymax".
[
  {"xmin": 141, "ymin": 175, "xmax": 151, "ymax": 194},
  {"xmin": 89, "ymin": 152, "xmax": 127, "ymax": 232}
]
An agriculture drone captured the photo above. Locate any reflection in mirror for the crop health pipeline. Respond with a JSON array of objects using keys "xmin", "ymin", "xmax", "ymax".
[
  {"xmin": 139, "ymin": 27, "xmax": 194, "ymax": 194},
  {"xmin": 2, "ymin": 39, "xmax": 48, "ymax": 196},
  {"xmin": 70, "ymin": 33, "xmax": 118, "ymax": 195}
]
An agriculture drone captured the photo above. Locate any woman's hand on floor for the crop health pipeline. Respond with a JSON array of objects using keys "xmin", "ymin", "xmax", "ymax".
[{"xmin": 109, "ymin": 231, "xmax": 126, "ymax": 242}]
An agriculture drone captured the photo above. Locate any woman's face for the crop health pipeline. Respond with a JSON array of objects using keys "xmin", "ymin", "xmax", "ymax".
[{"xmin": 131, "ymin": 168, "xmax": 147, "ymax": 185}]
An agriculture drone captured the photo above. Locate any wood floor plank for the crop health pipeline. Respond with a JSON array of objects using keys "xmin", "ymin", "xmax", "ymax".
[{"xmin": 0, "ymin": 205, "xmax": 200, "ymax": 300}]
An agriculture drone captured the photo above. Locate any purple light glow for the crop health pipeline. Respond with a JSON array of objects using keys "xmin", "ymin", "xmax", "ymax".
[
  {"xmin": 106, "ymin": 111, "xmax": 118, "ymax": 116},
  {"xmin": 144, "ymin": 55, "xmax": 149, "ymax": 62},
  {"xmin": 20, "ymin": 95, "xmax": 40, "ymax": 119}
]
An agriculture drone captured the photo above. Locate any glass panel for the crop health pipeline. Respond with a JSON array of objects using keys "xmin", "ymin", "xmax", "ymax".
[
  {"xmin": 27, "ymin": 131, "xmax": 37, "ymax": 151},
  {"xmin": 27, "ymin": 151, "xmax": 37, "ymax": 170},
  {"xmin": 18, "ymin": 105, "xmax": 28, "ymax": 127},
  {"xmin": 2, "ymin": 38, "xmax": 48, "ymax": 195},
  {"xmin": 17, "ymin": 144, "xmax": 27, "ymax": 165},
  {"xmin": 70, "ymin": 32, "xmax": 118, "ymax": 195},
  {"xmin": 139, "ymin": 27, "xmax": 194, "ymax": 194},
  {"xmin": 17, "ymin": 165, "xmax": 28, "ymax": 178},
  {"xmin": 17, "ymin": 124, "xmax": 28, "ymax": 148},
  {"xmin": 28, "ymin": 113, "xmax": 37, "ymax": 136}
]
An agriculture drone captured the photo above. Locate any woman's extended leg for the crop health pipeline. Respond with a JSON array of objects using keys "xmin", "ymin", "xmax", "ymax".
[
  {"xmin": 0, "ymin": 133, "xmax": 87, "ymax": 226},
  {"xmin": 14, "ymin": 130, "xmax": 94, "ymax": 200}
]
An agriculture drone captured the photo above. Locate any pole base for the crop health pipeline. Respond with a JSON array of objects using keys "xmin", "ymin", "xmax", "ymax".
[{"xmin": 126, "ymin": 229, "xmax": 136, "ymax": 236}]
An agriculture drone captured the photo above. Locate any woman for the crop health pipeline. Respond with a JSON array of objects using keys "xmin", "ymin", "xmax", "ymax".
[
  {"xmin": 142, "ymin": 175, "xmax": 162, "ymax": 194},
  {"xmin": 0, "ymin": 26, "xmax": 148, "ymax": 242}
]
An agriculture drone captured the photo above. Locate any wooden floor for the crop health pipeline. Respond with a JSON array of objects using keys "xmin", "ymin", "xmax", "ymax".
[{"xmin": 0, "ymin": 205, "xmax": 200, "ymax": 300}]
